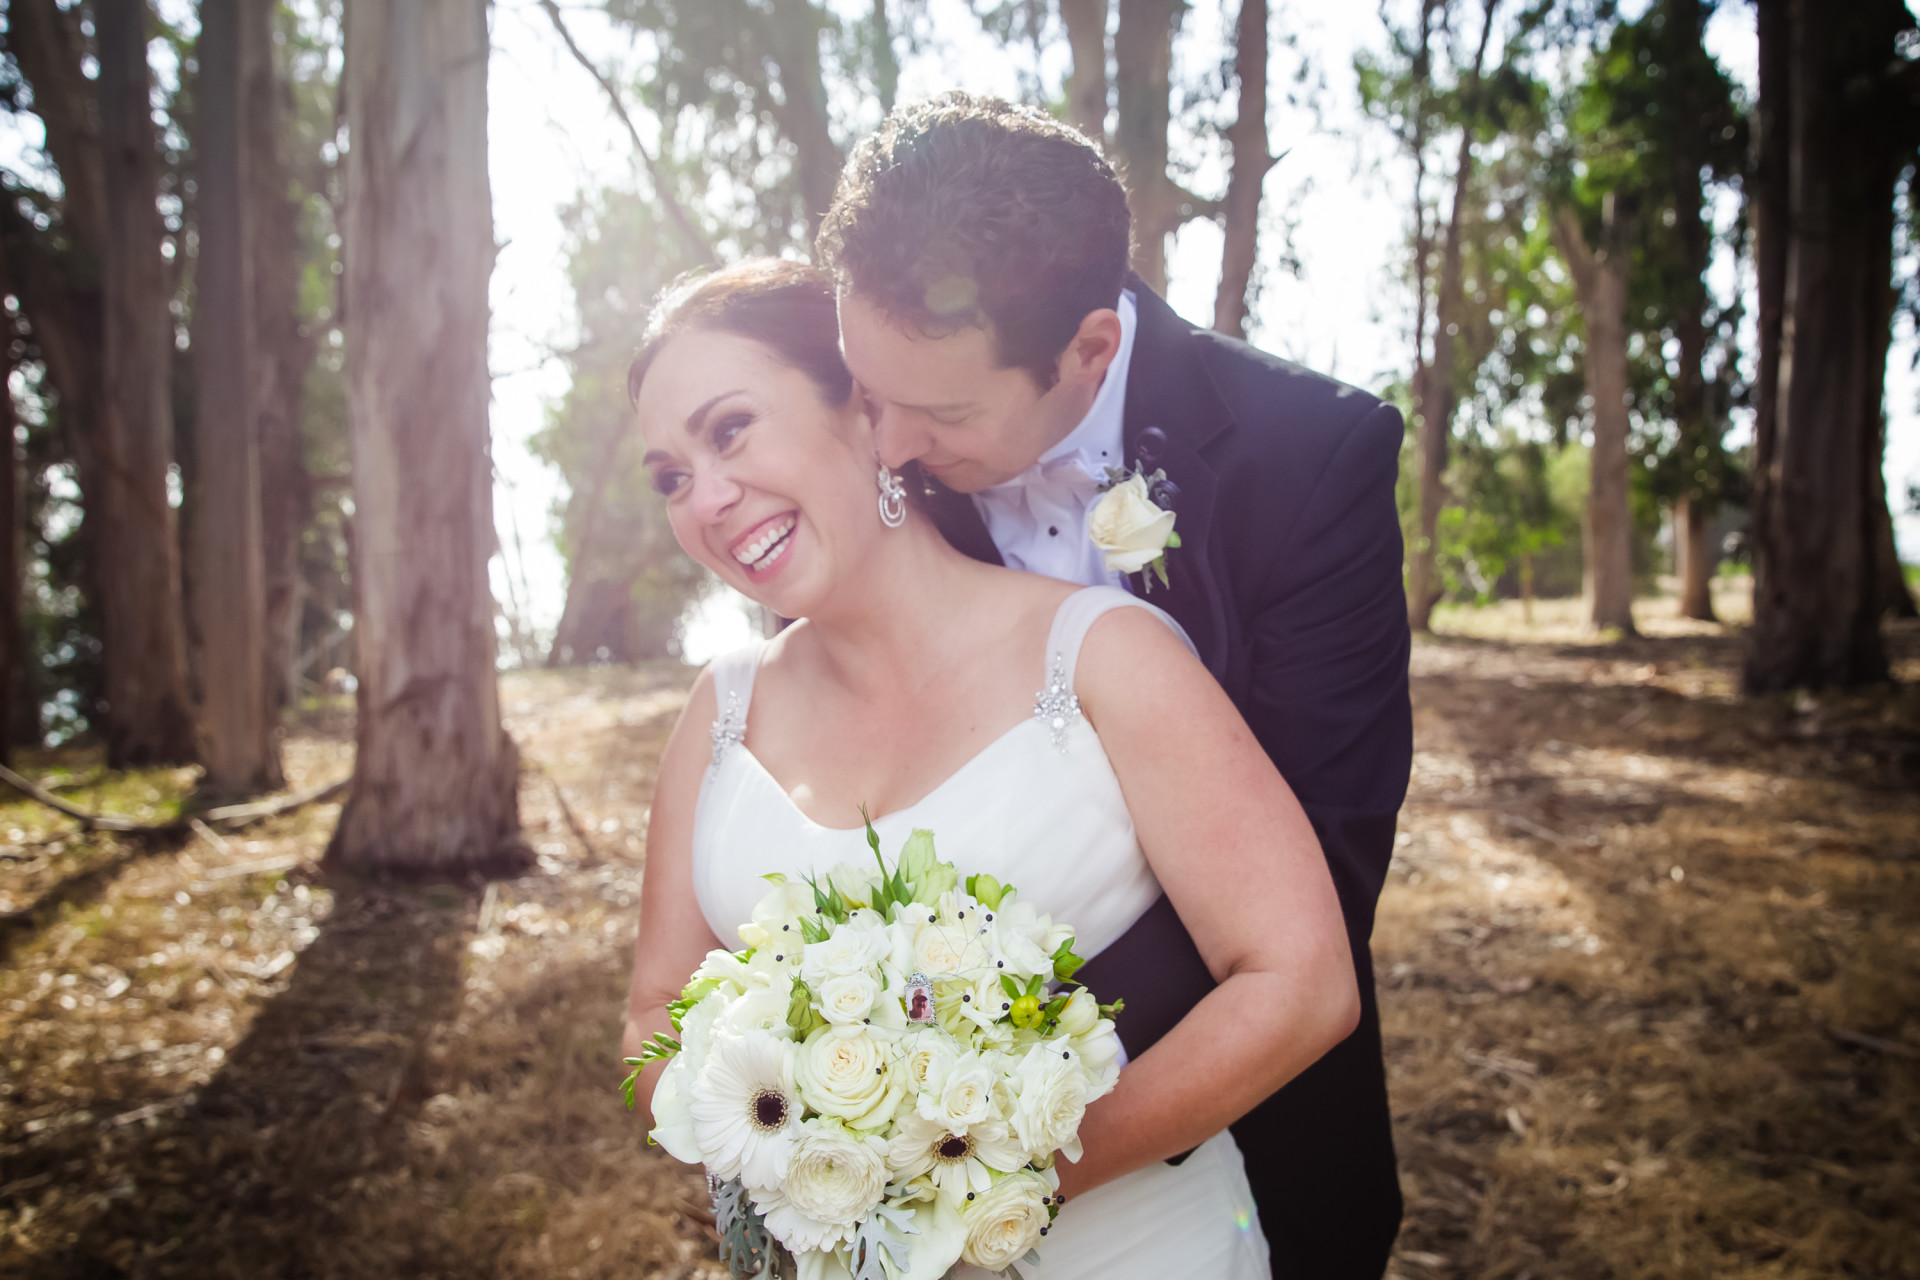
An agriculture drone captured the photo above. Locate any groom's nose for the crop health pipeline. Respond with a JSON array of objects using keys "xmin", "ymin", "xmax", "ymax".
[{"xmin": 872, "ymin": 407, "xmax": 931, "ymax": 471}]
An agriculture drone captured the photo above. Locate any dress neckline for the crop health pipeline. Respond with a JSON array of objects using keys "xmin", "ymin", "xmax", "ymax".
[{"xmin": 728, "ymin": 713, "xmax": 1059, "ymax": 834}]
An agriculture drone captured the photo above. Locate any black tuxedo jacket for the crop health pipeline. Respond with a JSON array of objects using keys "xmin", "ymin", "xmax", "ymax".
[{"xmin": 916, "ymin": 278, "xmax": 1413, "ymax": 1279}]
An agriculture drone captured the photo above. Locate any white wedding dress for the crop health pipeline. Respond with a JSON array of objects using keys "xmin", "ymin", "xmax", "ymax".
[{"xmin": 693, "ymin": 586, "xmax": 1270, "ymax": 1280}]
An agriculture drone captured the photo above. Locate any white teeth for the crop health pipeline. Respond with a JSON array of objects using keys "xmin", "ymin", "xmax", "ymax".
[{"xmin": 733, "ymin": 517, "xmax": 795, "ymax": 568}]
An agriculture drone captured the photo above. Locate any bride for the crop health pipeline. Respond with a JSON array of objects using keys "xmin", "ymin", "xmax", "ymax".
[{"xmin": 621, "ymin": 258, "xmax": 1358, "ymax": 1279}]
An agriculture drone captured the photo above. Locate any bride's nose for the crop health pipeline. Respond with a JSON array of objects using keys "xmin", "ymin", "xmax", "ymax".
[{"xmin": 687, "ymin": 463, "xmax": 743, "ymax": 525}]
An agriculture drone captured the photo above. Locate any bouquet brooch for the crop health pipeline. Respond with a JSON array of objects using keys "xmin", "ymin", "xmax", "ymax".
[{"xmin": 623, "ymin": 818, "xmax": 1123, "ymax": 1280}]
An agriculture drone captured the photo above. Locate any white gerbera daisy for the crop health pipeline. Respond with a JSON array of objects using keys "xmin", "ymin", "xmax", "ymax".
[
  {"xmin": 886, "ymin": 1108, "xmax": 1029, "ymax": 1211},
  {"xmin": 690, "ymin": 1029, "xmax": 802, "ymax": 1193}
]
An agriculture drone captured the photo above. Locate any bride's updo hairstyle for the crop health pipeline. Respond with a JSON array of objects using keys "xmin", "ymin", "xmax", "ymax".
[{"xmin": 626, "ymin": 258, "xmax": 854, "ymax": 411}]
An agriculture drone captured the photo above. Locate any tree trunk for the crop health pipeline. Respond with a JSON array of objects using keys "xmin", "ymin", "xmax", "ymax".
[
  {"xmin": 1060, "ymin": 0, "xmax": 1110, "ymax": 147},
  {"xmin": 1674, "ymin": 494, "xmax": 1717, "ymax": 621},
  {"xmin": 1398, "ymin": 0, "xmax": 1438, "ymax": 630},
  {"xmin": 329, "ymin": 0, "xmax": 524, "ymax": 873},
  {"xmin": 0, "ymin": 335, "xmax": 21, "ymax": 765},
  {"xmin": 1212, "ymin": 0, "xmax": 1275, "ymax": 339},
  {"xmin": 1743, "ymin": 0, "xmax": 1908, "ymax": 691},
  {"xmin": 246, "ymin": 3, "xmax": 318, "ymax": 710},
  {"xmin": 763, "ymin": 0, "xmax": 844, "ymax": 241},
  {"xmin": 95, "ymin": 0, "xmax": 198, "ymax": 766},
  {"xmin": 1667, "ymin": 0, "xmax": 1720, "ymax": 623},
  {"xmin": 871, "ymin": 0, "xmax": 899, "ymax": 115},
  {"xmin": 1407, "ymin": 0, "xmax": 1496, "ymax": 632},
  {"xmin": 189, "ymin": 0, "xmax": 283, "ymax": 797},
  {"xmin": 1114, "ymin": 0, "xmax": 1205, "ymax": 291},
  {"xmin": 1554, "ymin": 202, "xmax": 1638, "ymax": 636}
]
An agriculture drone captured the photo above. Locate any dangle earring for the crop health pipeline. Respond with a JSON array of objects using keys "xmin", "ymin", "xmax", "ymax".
[{"xmin": 876, "ymin": 463, "xmax": 908, "ymax": 529}]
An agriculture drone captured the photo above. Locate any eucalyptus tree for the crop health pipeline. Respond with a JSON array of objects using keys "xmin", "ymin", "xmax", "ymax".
[{"xmin": 328, "ymin": 0, "xmax": 523, "ymax": 872}]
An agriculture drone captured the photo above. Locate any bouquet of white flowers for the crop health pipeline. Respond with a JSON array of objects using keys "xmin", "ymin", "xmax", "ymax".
[{"xmin": 624, "ymin": 819, "xmax": 1124, "ymax": 1280}]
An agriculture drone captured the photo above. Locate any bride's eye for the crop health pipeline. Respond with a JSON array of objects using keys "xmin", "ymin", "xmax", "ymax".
[
  {"xmin": 650, "ymin": 468, "xmax": 688, "ymax": 497},
  {"xmin": 712, "ymin": 411, "xmax": 753, "ymax": 450}
]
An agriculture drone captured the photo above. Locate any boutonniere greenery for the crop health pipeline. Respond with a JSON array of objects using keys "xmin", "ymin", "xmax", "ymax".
[{"xmin": 1090, "ymin": 465, "xmax": 1181, "ymax": 592}]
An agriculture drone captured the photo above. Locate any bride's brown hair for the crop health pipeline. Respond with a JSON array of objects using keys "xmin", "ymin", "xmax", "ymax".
[{"xmin": 626, "ymin": 259, "xmax": 854, "ymax": 410}]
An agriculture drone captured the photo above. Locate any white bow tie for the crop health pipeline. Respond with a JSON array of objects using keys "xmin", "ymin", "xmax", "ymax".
[{"xmin": 985, "ymin": 452, "xmax": 1106, "ymax": 512}]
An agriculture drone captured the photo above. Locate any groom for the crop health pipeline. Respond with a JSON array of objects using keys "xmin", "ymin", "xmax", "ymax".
[{"xmin": 818, "ymin": 94, "xmax": 1412, "ymax": 1278}]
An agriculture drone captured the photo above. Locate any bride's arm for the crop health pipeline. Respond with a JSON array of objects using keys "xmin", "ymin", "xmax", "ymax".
[
  {"xmin": 622, "ymin": 667, "xmax": 729, "ymax": 1122},
  {"xmin": 1059, "ymin": 608, "xmax": 1361, "ymax": 1199}
]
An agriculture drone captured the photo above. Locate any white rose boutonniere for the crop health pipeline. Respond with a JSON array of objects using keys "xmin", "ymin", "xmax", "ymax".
[{"xmin": 1088, "ymin": 467, "xmax": 1180, "ymax": 591}]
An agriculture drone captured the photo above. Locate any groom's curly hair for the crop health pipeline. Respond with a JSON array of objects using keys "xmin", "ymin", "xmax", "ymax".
[{"xmin": 816, "ymin": 93, "xmax": 1131, "ymax": 389}]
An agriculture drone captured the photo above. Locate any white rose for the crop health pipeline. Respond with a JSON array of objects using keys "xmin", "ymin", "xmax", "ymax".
[
  {"xmin": 794, "ymin": 1024, "xmax": 903, "ymax": 1130},
  {"xmin": 959, "ymin": 1169, "xmax": 1054, "ymax": 1272},
  {"xmin": 1008, "ymin": 1042, "xmax": 1092, "ymax": 1162},
  {"xmin": 921, "ymin": 1049, "xmax": 1003, "ymax": 1134},
  {"xmin": 900, "ymin": 1035, "xmax": 957, "ymax": 1098},
  {"xmin": 817, "ymin": 972, "xmax": 880, "ymax": 1025},
  {"xmin": 716, "ymin": 981, "xmax": 795, "ymax": 1038},
  {"xmin": 1088, "ymin": 472, "xmax": 1176, "ymax": 574},
  {"xmin": 757, "ymin": 1120, "xmax": 890, "ymax": 1253}
]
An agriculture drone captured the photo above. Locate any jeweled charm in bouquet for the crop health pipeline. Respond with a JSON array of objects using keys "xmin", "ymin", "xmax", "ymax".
[{"xmin": 623, "ymin": 819, "xmax": 1124, "ymax": 1280}]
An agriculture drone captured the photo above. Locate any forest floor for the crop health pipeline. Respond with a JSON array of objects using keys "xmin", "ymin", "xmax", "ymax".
[{"xmin": 1, "ymin": 585, "xmax": 1917, "ymax": 1279}]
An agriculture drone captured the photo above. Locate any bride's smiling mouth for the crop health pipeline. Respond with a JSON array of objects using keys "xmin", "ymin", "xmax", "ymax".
[{"xmin": 728, "ymin": 512, "xmax": 798, "ymax": 581}]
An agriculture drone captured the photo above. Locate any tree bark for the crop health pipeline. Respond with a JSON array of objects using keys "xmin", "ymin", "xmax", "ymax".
[
  {"xmin": 1060, "ymin": 0, "xmax": 1110, "ymax": 147},
  {"xmin": 247, "ymin": 3, "xmax": 319, "ymax": 711},
  {"xmin": 1674, "ymin": 494, "xmax": 1717, "ymax": 621},
  {"xmin": 329, "ymin": 0, "xmax": 524, "ymax": 873},
  {"xmin": 190, "ymin": 0, "xmax": 283, "ymax": 797},
  {"xmin": 1212, "ymin": 0, "xmax": 1275, "ymax": 339},
  {"xmin": 0, "ymin": 335, "xmax": 22, "ymax": 765},
  {"xmin": 95, "ymin": 0, "xmax": 198, "ymax": 765},
  {"xmin": 1743, "ymin": 0, "xmax": 1909, "ymax": 691},
  {"xmin": 4, "ymin": 0, "xmax": 107, "ymax": 254},
  {"xmin": 1554, "ymin": 201, "xmax": 1638, "ymax": 636},
  {"xmin": 1408, "ymin": 0, "xmax": 1496, "ymax": 632},
  {"xmin": 1114, "ymin": 0, "xmax": 1211, "ymax": 291}
]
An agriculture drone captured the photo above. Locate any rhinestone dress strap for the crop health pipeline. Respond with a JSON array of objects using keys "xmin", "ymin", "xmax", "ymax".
[
  {"xmin": 705, "ymin": 640, "xmax": 766, "ymax": 767},
  {"xmin": 1032, "ymin": 587, "xmax": 1196, "ymax": 753}
]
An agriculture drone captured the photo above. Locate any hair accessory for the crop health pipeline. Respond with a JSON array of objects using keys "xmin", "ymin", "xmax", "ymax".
[{"xmin": 877, "ymin": 463, "xmax": 908, "ymax": 528}]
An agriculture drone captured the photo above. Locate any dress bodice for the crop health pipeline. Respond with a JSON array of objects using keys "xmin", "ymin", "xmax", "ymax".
[{"xmin": 691, "ymin": 587, "xmax": 1193, "ymax": 964}]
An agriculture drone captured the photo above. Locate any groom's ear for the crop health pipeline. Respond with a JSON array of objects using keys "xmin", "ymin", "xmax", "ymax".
[{"xmin": 1054, "ymin": 308, "xmax": 1125, "ymax": 389}]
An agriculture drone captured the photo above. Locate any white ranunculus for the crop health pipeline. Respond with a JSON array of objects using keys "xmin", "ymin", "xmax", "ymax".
[
  {"xmin": 756, "ymin": 1120, "xmax": 890, "ymax": 1252},
  {"xmin": 959, "ymin": 1168, "xmax": 1054, "ymax": 1272},
  {"xmin": 800, "ymin": 914, "xmax": 889, "ymax": 987},
  {"xmin": 715, "ymin": 979, "xmax": 793, "ymax": 1038},
  {"xmin": 817, "ymin": 972, "xmax": 880, "ymax": 1025},
  {"xmin": 921, "ymin": 1049, "xmax": 1003, "ymax": 1134},
  {"xmin": 1008, "ymin": 1041, "xmax": 1092, "ymax": 1162},
  {"xmin": 688, "ymin": 1029, "xmax": 802, "ymax": 1192},
  {"xmin": 1088, "ymin": 472, "xmax": 1176, "ymax": 575},
  {"xmin": 647, "ymin": 987, "xmax": 727, "ymax": 1162},
  {"xmin": 794, "ymin": 1024, "xmax": 903, "ymax": 1130}
]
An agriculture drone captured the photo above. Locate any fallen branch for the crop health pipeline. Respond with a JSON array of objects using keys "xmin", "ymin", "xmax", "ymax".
[
  {"xmin": 531, "ymin": 761, "xmax": 599, "ymax": 864},
  {"xmin": 0, "ymin": 763, "xmax": 144, "ymax": 831},
  {"xmin": 0, "ymin": 765, "xmax": 349, "ymax": 836},
  {"xmin": 1826, "ymin": 1026, "xmax": 1920, "ymax": 1060}
]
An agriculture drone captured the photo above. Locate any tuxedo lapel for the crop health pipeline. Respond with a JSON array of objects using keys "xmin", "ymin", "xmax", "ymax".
[{"xmin": 1119, "ymin": 278, "xmax": 1236, "ymax": 682}]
